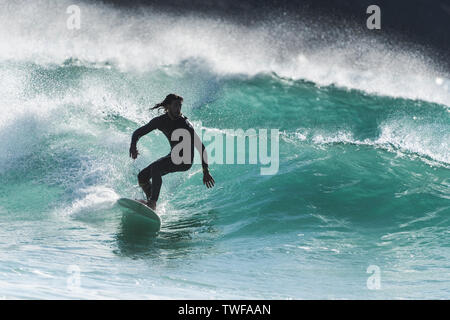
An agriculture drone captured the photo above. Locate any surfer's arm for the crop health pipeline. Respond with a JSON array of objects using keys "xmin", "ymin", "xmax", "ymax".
[
  {"xmin": 129, "ymin": 117, "xmax": 160, "ymax": 158},
  {"xmin": 131, "ymin": 118, "xmax": 160, "ymax": 145},
  {"xmin": 193, "ymin": 130, "xmax": 208, "ymax": 170},
  {"xmin": 193, "ymin": 130, "xmax": 214, "ymax": 188}
]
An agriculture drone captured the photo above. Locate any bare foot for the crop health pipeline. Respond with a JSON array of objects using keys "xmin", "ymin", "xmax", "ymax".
[
  {"xmin": 136, "ymin": 199, "xmax": 147, "ymax": 206},
  {"xmin": 147, "ymin": 200, "xmax": 157, "ymax": 211},
  {"xmin": 136, "ymin": 199, "xmax": 157, "ymax": 210}
]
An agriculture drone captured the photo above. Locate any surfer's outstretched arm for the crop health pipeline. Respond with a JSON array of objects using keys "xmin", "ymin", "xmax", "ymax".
[
  {"xmin": 129, "ymin": 117, "xmax": 161, "ymax": 159},
  {"xmin": 193, "ymin": 131, "xmax": 215, "ymax": 188}
]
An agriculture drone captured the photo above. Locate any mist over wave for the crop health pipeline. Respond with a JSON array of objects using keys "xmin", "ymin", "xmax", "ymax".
[{"xmin": 1, "ymin": 0, "xmax": 449, "ymax": 106}]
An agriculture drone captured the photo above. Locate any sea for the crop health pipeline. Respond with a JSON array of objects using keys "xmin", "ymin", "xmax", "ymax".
[{"xmin": 0, "ymin": 0, "xmax": 449, "ymax": 299}]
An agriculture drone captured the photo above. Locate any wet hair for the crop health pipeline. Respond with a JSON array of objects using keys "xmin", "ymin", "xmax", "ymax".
[{"xmin": 151, "ymin": 94, "xmax": 183, "ymax": 112}]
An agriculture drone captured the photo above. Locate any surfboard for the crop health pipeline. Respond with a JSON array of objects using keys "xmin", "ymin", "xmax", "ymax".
[{"xmin": 117, "ymin": 198, "xmax": 161, "ymax": 231}]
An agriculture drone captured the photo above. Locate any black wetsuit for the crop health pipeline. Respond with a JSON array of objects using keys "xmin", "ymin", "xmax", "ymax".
[{"xmin": 131, "ymin": 113, "xmax": 208, "ymax": 201}]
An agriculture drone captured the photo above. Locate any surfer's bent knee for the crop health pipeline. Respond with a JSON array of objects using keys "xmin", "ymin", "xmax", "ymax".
[
  {"xmin": 180, "ymin": 164, "xmax": 192, "ymax": 172},
  {"xmin": 137, "ymin": 170, "xmax": 149, "ymax": 184}
]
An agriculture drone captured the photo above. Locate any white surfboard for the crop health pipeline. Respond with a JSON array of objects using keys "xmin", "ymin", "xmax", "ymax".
[{"xmin": 117, "ymin": 198, "xmax": 161, "ymax": 231}]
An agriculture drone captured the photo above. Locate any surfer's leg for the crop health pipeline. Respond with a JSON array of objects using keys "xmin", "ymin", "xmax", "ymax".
[
  {"xmin": 140, "ymin": 181, "xmax": 152, "ymax": 200},
  {"xmin": 137, "ymin": 167, "xmax": 153, "ymax": 201},
  {"xmin": 135, "ymin": 155, "xmax": 170, "ymax": 205},
  {"xmin": 147, "ymin": 155, "xmax": 171, "ymax": 202},
  {"xmin": 149, "ymin": 154, "xmax": 192, "ymax": 203}
]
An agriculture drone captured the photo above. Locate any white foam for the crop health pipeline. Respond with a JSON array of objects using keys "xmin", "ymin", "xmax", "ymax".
[
  {"xmin": 282, "ymin": 125, "xmax": 449, "ymax": 167},
  {"xmin": 375, "ymin": 119, "xmax": 450, "ymax": 165},
  {"xmin": 0, "ymin": 0, "xmax": 448, "ymax": 107},
  {"xmin": 61, "ymin": 185, "xmax": 119, "ymax": 217}
]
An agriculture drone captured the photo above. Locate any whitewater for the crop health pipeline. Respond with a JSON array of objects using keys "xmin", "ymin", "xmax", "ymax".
[{"xmin": 0, "ymin": 0, "xmax": 449, "ymax": 299}]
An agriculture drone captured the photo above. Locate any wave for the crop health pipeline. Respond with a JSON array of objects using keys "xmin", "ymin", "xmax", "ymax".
[
  {"xmin": 0, "ymin": 65, "xmax": 448, "ymax": 177},
  {"xmin": 0, "ymin": 0, "xmax": 449, "ymax": 107},
  {"xmin": 281, "ymin": 123, "xmax": 450, "ymax": 168}
]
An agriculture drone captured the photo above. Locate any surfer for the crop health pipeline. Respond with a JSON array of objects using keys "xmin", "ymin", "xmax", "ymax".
[{"xmin": 129, "ymin": 94, "xmax": 215, "ymax": 210}]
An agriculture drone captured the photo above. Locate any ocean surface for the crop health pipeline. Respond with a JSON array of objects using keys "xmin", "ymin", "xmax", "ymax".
[{"xmin": 0, "ymin": 0, "xmax": 449, "ymax": 299}]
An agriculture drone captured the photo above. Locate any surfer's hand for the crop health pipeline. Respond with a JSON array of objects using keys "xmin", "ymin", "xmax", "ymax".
[
  {"xmin": 129, "ymin": 146, "xmax": 139, "ymax": 159},
  {"xmin": 203, "ymin": 169, "xmax": 215, "ymax": 188}
]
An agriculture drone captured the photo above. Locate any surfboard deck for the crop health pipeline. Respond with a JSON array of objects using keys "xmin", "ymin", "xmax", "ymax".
[{"xmin": 117, "ymin": 198, "xmax": 161, "ymax": 231}]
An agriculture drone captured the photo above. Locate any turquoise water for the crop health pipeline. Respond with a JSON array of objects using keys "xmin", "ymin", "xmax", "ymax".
[{"xmin": 0, "ymin": 0, "xmax": 449, "ymax": 299}]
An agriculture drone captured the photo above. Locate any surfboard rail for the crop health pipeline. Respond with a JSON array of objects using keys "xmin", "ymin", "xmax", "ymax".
[{"xmin": 117, "ymin": 198, "xmax": 161, "ymax": 230}]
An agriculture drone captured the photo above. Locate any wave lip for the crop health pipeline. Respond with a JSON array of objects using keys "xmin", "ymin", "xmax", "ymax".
[
  {"xmin": 283, "ymin": 124, "xmax": 450, "ymax": 168},
  {"xmin": 1, "ymin": 0, "xmax": 449, "ymax": 107}
]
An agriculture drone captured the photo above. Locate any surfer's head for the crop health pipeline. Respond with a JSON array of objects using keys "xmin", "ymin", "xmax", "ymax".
[{"xmin": 151, "ymin": 94, "xmax": 183, "ymax": 118}]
